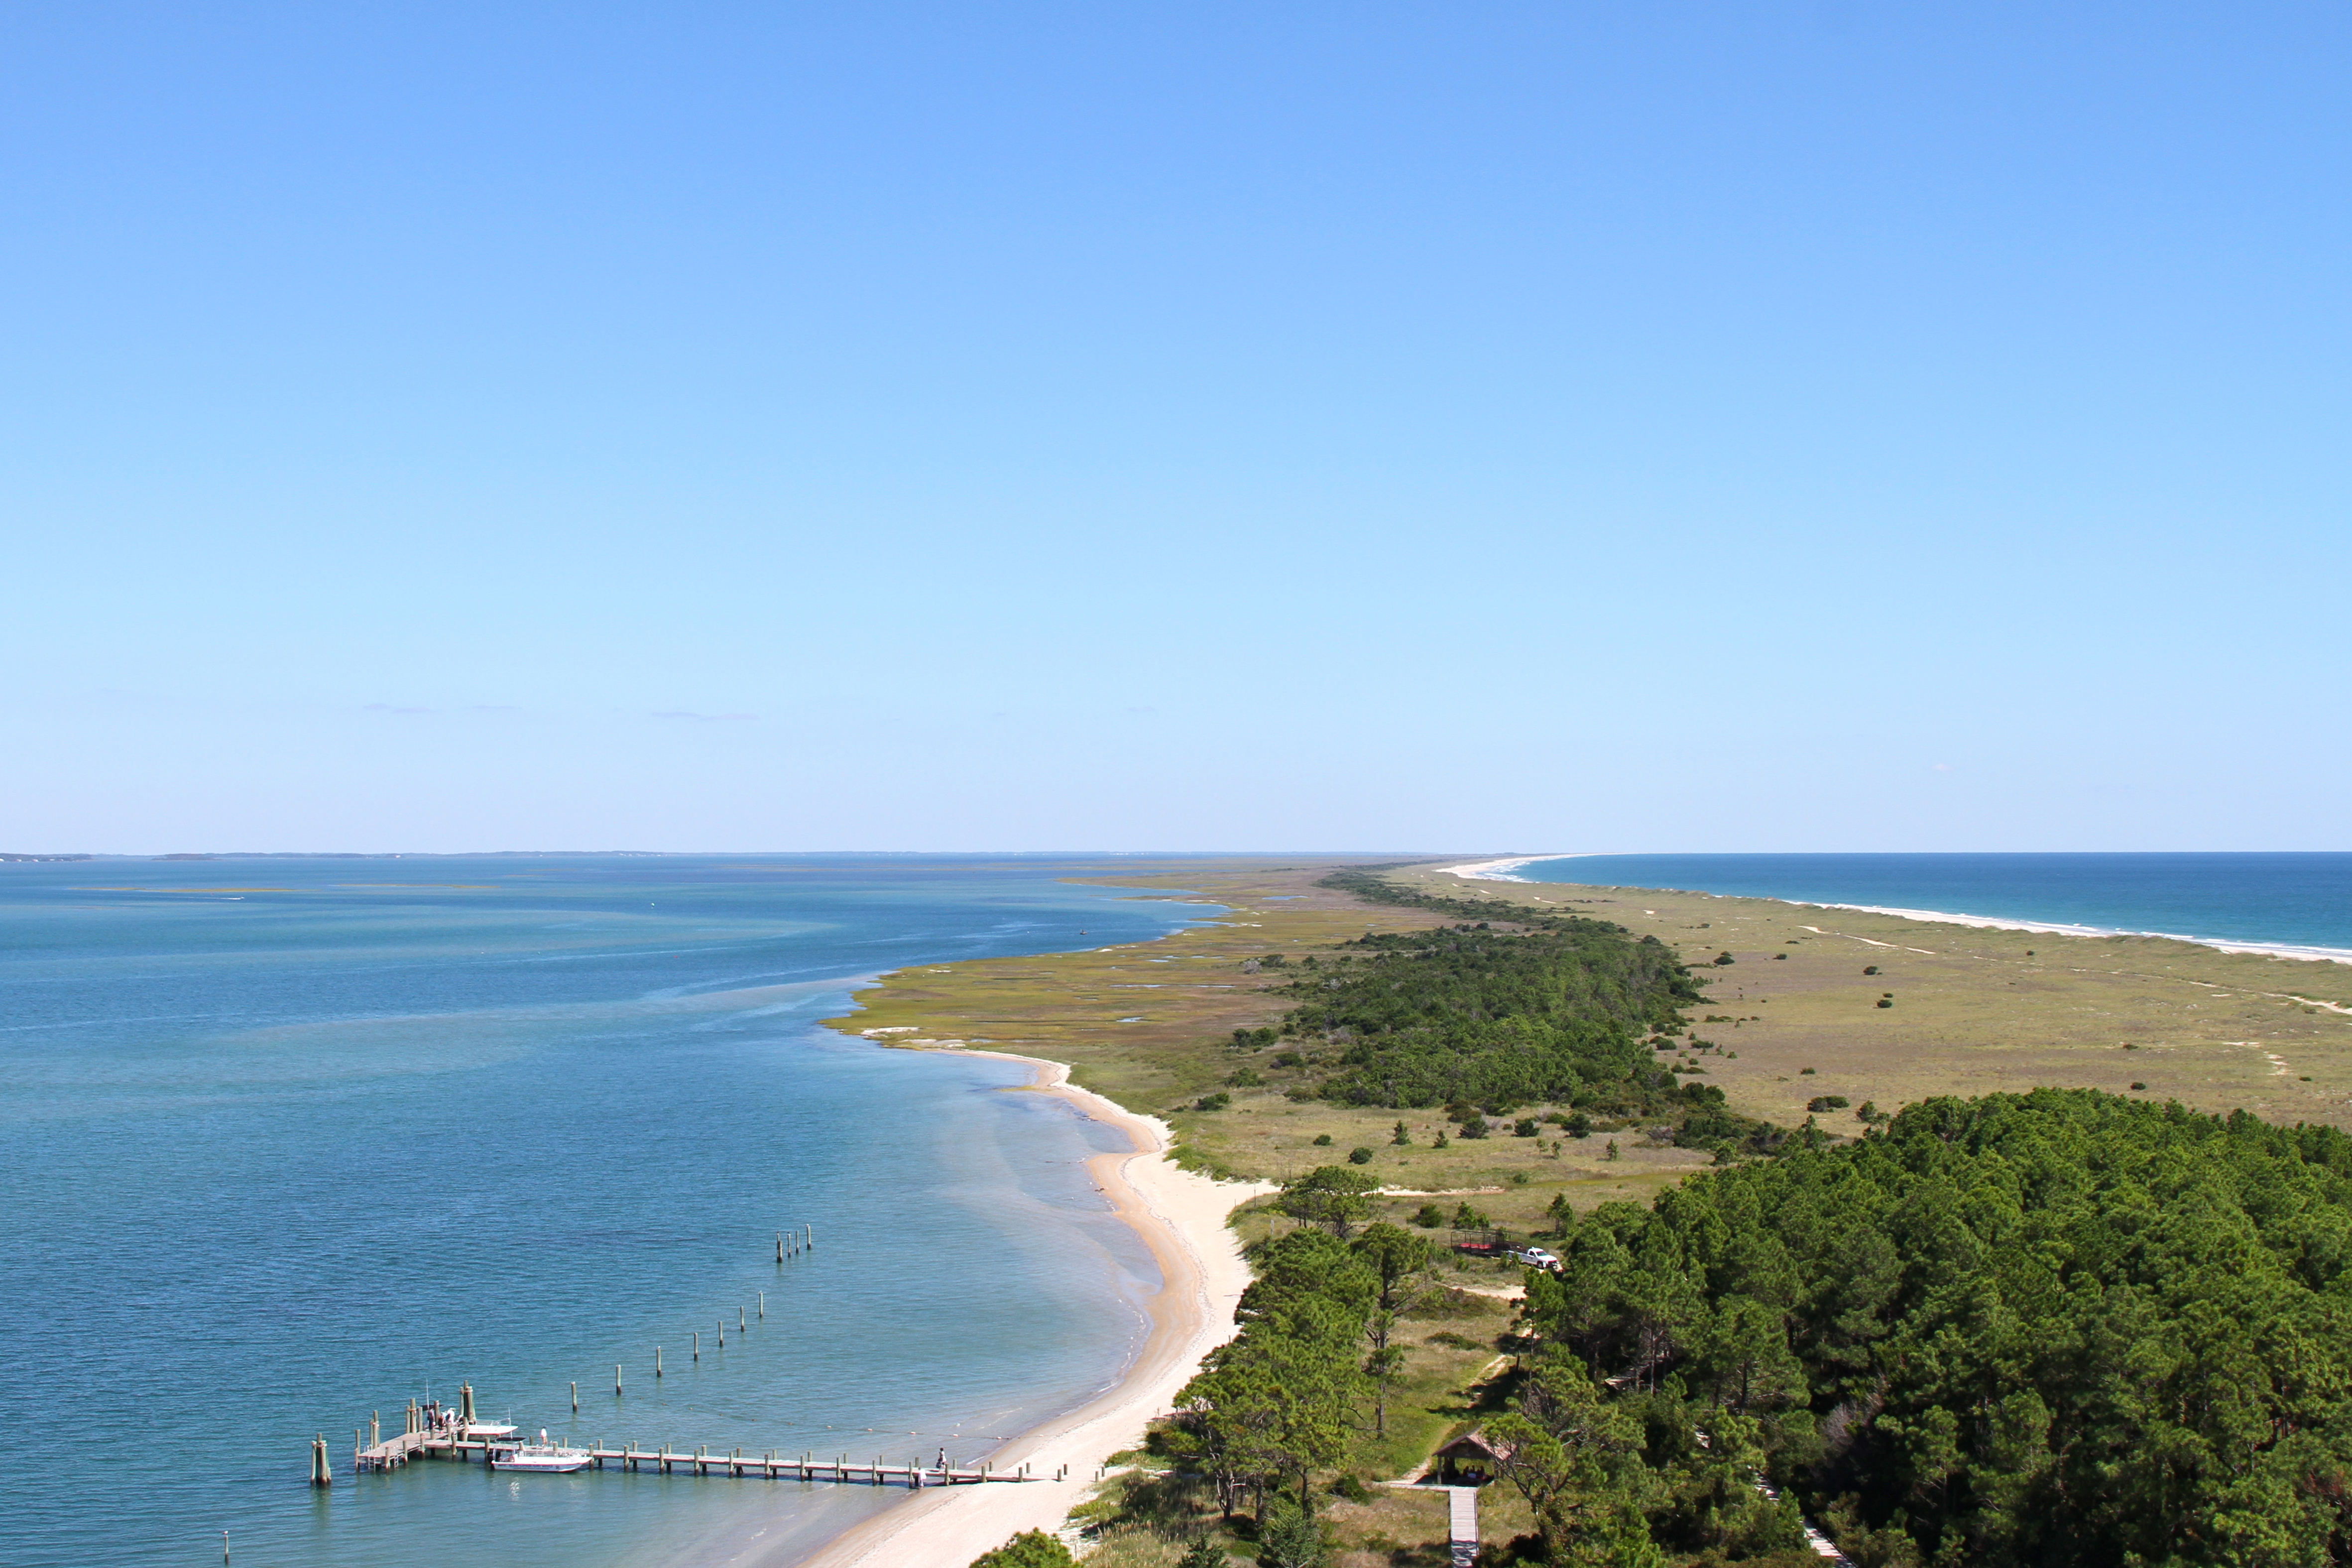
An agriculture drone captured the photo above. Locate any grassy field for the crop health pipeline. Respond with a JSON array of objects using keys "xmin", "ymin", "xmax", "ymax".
[
  {"xmin": 825, "ymin": 855, "xmax": 2352, "ymax": 1566},
  {"xmin": 1371, "ymin": 862, "xmax": 2352, "ymax": 1139}
]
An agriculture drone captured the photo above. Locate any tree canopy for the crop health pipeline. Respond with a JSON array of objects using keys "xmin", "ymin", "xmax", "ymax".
[{"xmin": 1525, "ymin": 1087, "xmax": 2352, "ymax": 1566}]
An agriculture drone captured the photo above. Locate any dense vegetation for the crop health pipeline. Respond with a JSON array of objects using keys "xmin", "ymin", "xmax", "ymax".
[
  {"xmin": 1236, "ymin": 872, "xmax": 1774, "ymax": 1154},
  {"xmin": 1163, "ymin": 1201, "xmax": 1434, "ymax": 1567},
  {"xmin": 1521, "ymin": 1088, "xmax": 2352, "ymax": 1566}
]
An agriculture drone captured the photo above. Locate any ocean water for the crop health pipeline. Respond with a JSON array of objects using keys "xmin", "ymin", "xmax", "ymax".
[
  {"xmin": 1512, "ymin": 853, "xmax": 2352, "ymax": 959},
  {"xmin": 0, "ymin": 855, "xmax": 1213, "ymax": 1568}
]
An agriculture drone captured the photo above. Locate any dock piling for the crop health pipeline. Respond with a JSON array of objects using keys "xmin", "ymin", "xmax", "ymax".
[
  {"xmin": 310, "ymin": 1434, "xmax": 332, "ymax": 1487},
  {"xmin": 758, "ymin": 1291, "xmax": 765, "ymax": 1319},
  {"xmin": 656, "ymin": 1345, "xmax": 663, "ymax": 1378},
  {"xmin": 572, "ymin": 1381, "xmax": 579, "ymax": 1412},
  {"xmin": 693, "ymin": 1331, "xmax": 699, "ymax": 1362},
  {"xmin": 615, "ymin": 1363, "xmax": 623, "ymax": 1396}
]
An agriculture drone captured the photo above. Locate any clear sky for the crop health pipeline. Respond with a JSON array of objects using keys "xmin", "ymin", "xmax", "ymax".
[{"xmin": 4, "ymin": 3, "xmax": 2346, "ymax": 854}]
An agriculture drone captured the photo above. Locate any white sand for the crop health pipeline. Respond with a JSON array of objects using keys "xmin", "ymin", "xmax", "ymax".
[
  {"xmin": 1433, "ymin": 854, "xmax": 1577, "ymax": 882},
  {"xmin": 1791, "ymin": 900, "xmax": 2352, "ymax": 967},
  {"xmin": 782, "ymin": 1054, "xmax": 1276, "ymax": 1568}
]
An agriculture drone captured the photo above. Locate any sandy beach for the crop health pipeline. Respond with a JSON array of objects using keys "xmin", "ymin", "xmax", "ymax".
[
  {"xmin": 1790, "ymin": 898, "xmax": 2352, "ymax": 967},
  {"xmin": 1434, "ymin": 853, "xmax": 1574, "ymax": 881},
  {"xmin": 764, "ymin": 1054, "xmax": 1275, "ymax": 1568}
]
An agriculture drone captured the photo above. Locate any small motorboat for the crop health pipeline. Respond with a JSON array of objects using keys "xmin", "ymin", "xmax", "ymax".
[{"xmin": 489, "ymin": 1430, "xmax": 593, "ymax": 1473}]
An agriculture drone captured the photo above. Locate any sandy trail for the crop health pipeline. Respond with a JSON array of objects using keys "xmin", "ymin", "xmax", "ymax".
[{"xmin": 773, "ymin": 1054, "xmax": 1274, "ymax": 1568}]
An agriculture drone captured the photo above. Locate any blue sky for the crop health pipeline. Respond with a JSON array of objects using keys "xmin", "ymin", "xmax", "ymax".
[{"xmin": 4, "ymin": 2, "xmax": 2346, "ymax": 853}]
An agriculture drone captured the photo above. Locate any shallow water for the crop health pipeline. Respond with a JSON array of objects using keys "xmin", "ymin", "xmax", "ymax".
[
  {"xmin": 0, "ymin": 855, "xmax": 1210, "ymax": 1568},
  {"xmin": 1514, "ymin": 852, "xmax": 2352, "ymax": 957}
]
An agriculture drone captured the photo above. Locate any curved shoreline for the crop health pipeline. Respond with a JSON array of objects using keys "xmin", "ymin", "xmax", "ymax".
[{"xmin": 784, "ymin": 1052, "xmax": 1275, "ymax": 1568}]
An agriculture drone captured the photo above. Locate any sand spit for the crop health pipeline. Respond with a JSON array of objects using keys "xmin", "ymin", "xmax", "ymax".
[
  {"xmin": 1434, "ymin": 853, "xmax": 1580, "ymax": 882},
  {"xmin": 776, "ymin": 1055, "xmax": 1275, "ymax": 1568}
]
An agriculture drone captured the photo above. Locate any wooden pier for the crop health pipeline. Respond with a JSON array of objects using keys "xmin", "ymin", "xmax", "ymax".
[{"xmin": 355, "ymin": 1417, "xmax": 1047, "ymax": 1487}]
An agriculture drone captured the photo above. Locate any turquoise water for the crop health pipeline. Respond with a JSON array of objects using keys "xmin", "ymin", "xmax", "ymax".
[
  {"xmin": 0, "ymin": 855, "xmax": 1213, "ymax": 1568},
  {"xmin": 1513, "ymin": 853, "xmax": 2352, "ymax": 959}
]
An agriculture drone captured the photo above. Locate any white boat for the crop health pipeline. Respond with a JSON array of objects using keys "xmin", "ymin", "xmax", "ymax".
[
  {"xmin": 464, "ymin": 1421, "xmax": 520, "ymax": 1440},
  {"xmin": 489, "ymin": 1430, "xmax": 593, "ymax": 1473}
]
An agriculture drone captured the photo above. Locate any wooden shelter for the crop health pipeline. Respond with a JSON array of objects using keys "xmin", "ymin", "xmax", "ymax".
[{"xmin": 1432, "ymin": 1429, "xmax": 1514, "ymax": 1486}]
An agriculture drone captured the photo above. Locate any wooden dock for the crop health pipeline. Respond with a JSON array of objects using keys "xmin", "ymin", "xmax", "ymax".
[{"xmin": 355, "ymin": 1431, "xmax": 1045, "ymax": 1487}]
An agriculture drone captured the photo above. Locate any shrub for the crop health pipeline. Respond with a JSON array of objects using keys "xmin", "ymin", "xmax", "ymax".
[
  {"xmin": 1412, "ymin": 1203, "xmax": 1445, "ymax": 1228},
  {"xmin": 1228, "ymin": 1068, "xmax": 1264, "ymax": 1087},
  {"xmin": 1346, "ymin": 1146, "xmax": 1374, "ymax": 1165},
  {"xmin": 1566, "ymin": 1112, "xmax": 1593, "ymax": 1138},
  {"xmin": 1391, "ymin": 1120, "xmax": 1411, "ymax": 1145},
  {"xmin": 1807, "ymin": 1095, "xmax": 1851, "ymax": 1112},
  {"xmin": 1255, "ymin": 1494, "xmax": 1325, "ymax": 1568},
  {"xmin": 969, "ymin": 1528, "xmax": 1075, "ymax": 1568},
  {"xmin": 1452, "ymin": 1201, "xmax": 1489, "ymax": 1228},
  {"xmin": 1800, "ymin": 1067, "xmax": 1817, "ymax": 1076},
  {"xmin": 1176, "ymin": 1539, "xmax": 1229, "ymax": 1568},
  {"xmin": 1863, "ymin": 965, "xmax": 1879, "ymax": 975},
  {"xmin": 1311, "ymin": 1133, "xmax": 1332, "ymax": 1146},
  {"xmin": 1877, "ymin": 998, "xmax": 1894, "ymax": 1009},
  {"xmin": 1458, "ymin": 1117, "xmax": 1490, "ymax": 1140},
  {"xmin": 1713, "ymin": 951, "xmax": 1736, "ymax": 966},
  {"xmin": 1772, "ymin": 952, "xmax": 1787, "ymax": 960},
  {"xmin": 1272, "ymin": 1051, "xmax": 1305, "ymax": 1069},
  {"xmin": 2131, "ymin": 1082, "xmax": 2147, "ymax": 1091},
  {"xmin": 1513, "ymin": 1118, "xmax": 1540, "ymax": 1137},
  {"xmin": 1195, "ymin": 1092, "xmax": 1231, "ymax": 1111}
]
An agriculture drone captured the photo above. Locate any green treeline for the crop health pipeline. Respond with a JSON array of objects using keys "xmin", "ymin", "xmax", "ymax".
[
  {"xmin": 1523, "ymin": 1088, "xmax": 2352, "ymax": 1566},
  {"xmin": 1245, "ymin": 871, "xmax": 1771, "ymax": 1152},
  {"xmin": 1166, "ymin": 1202, "xmax": 1434, "ymax": 1565}
]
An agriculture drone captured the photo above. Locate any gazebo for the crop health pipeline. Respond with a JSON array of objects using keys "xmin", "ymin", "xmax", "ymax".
[{"xmin": 1431, "ymin": 1429, "xmax": 1515, "ymax": 1486}]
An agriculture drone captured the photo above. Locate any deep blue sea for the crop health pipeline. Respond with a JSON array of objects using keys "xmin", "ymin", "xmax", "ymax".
[
  {"xmin": 1512, "ymin": 853, "xmax": 2352, "ymax": 960},
  {"xmin": 0, "ymin": 855, "xmax": 1214, "ymax": 1568}
]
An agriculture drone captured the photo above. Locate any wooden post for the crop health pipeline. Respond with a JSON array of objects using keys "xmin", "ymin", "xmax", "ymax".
[
  {"xmin": 572, "ymin": 1381, "xmax": 579, "ymax": 1412},
  {"xmin": 371, "ymin": 1411, "xmax": 380, "ymax": 1448},
  {"xmin": 223, "ymin": 1531, "xmax": 230, "ymax": 1566},
  {"xmin": 717, "ymin": 1318, "xmax": 724, "ymax": 1348},
  {"xmin": 806, "ymin": 1224, "xmax": 814, "ymax": 1249},
  {"xmin": 739, "ymin": 1306, "xmax": 746, "ymax": 1331},
  {"xmin": 311, "ymin": 1435, "xmax": 332, "ymax": 1486},
  {"xmin": 776, "ymin": 1230, "xmax": 783, "ymax": 1262},
  {"xmin": 460, "ymin": 1384, "xmax": 475, "ymax": 1426},
  {"xmin": 656, "ymin": 1345, "xmax": 663, "ymax": 1378},
  {"xmin": 758, "ymin": 1291, "xmax": 765, "ymax": 1319},
  {"xmin": 693, "ymin": 1331, "xmax": 700, "ymax": 1362},
  {"xmin": 615, "ymin": 1363, "xmax": 623, "ymax": 1396}
]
